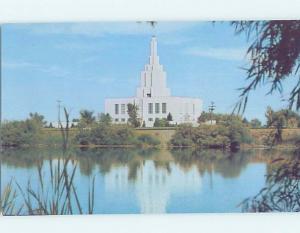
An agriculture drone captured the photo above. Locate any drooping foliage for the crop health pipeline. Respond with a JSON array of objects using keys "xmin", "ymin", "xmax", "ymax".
[
  {"xmin": 231, "ymin": 21, "xmax": 300, "ymax": 112},
  {"xmin": 265, "ymin": 106, "xmax": 300, "ymax": 144},
  {"xmin": 241, "ymin": 148, "xmax": 300, "ymax": 212}
]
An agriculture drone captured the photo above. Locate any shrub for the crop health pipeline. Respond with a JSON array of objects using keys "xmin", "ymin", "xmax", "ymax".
[
  {"xmin": 170, "ymin": 117, "xmax": 252, "ymax": 149},
  {"xmin": 75, "ymin": 124, "xmax": 136, "ymax": 145},
  {"xmin": 75, "ymin": 130, "xmax": 90, "ymax": 145},
  {"xmin": 137, "ymin": 134, "xmax": 160, "ymax": 146},
  {"xmin": 1, "ymin": 115, "xmax": 44, "ymax": 147},
  {"xmin": 153, "ymin": 118, "xmax": 169, "ymax": 127}
]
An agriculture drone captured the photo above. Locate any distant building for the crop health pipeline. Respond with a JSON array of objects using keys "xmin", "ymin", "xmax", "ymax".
[
  {"xmin": 105, "ymin": 36, "xmax": 203, "ymax": 127},
  {"xmin": 48, "ymin": 121, "xmax": 78, "ymax": 128},
  {"xmin": 204, "ymin": 120, "xmax": 217, "ymax": 125}
]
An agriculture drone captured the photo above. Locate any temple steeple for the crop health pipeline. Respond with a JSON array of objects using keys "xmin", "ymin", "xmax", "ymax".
[
  {"xmin": 105, "ymin": 35, "xmax": 202, "ymax": 128},
  {"xmin": 150, "ymin": 36, "xmax": 159, "ymax": 65},
  {"xmin": 136, "ymin": 36, "xmax": 171, "ymax": 98}
]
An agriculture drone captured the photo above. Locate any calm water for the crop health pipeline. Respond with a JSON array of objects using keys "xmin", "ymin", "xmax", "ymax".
[{"xmin": 1, "ymin": 148, "xmax": 286, "ymax": 214}]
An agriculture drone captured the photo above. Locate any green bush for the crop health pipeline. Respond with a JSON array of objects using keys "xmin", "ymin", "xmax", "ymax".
[
  {"xmin": 75, "ymin": 124, "xmax": 161, "ymax": 147},
  {"xmin": 170, "ymin": 117, "xmax": 252, "ymax": 149},
  {"xmin": 75, "ymin": 130, "xmax": 90, "ymax": 145},
  {"xmin": 75, "ymin": 124, "xmax": 136, "ymax": 145},
  {"xmin": 153, "ymin": 118, "xmax": 169, "ymax": 127},
  {"xmin": 137, "ymin": 134, "xmax": 160, "ymax": 146},
  {"xmin": 1, "ymin": 114, "xmax": 45, "ymax": 147}
]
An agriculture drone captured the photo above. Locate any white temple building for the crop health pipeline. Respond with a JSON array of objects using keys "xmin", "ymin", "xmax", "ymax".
[{"xmin": 105, "ymin": 36, "xmax": 203, "ymax": 127}]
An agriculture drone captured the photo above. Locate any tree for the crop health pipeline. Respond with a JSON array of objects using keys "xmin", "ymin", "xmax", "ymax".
[
  {"xmin": 167, "ymin": 112, "xmax": 173, "ymax": 121},
  {"xmin": 153, "ymin": 118, "xmax": 160, "ymax": 127},
  {"xmin": 29, "ymin": 112, "xmax": 47, "ymax": 127},
  {"xmin": 265, "ymin": 106, "xmax": 274, "ymax": 127},
  {"xmin": 265, "ymin": 107, "xmax": 300, "ymax": 144},
  {"xmin": 127, "ymin": 103, "xmax": 140, "ymax": 128},
  {"xmin": 198, "ymin": 111, "xmax": 212, "ymax": 123},
  {"xmin": 265, "ymin": 107, "xmax": 285, "ymax": 144},
  {"xmin": 170, "ymin": 117, "xmax": 251, "ymax": 149},
  {"xmin": 49, "ymin": 122, "xmax": 54, "ymax": 128},
  {"xmin": 98, "ymin": 113, "xmax": 112, "ymax": 125},
  {"xmin": 154, "ymin": 118, "xmax": 169, "ymax": 127},
  {"xmin": 231, "ymin": 21, "xmax": 300, "ymax": 112},
  {"xmin": 250, "ymin": 118, "xmax": 262, "ymax": 128},
  {"xmin": 241, "ymin": 149, "xmax": 300, "ymax": 212},
  {"xmin": 198, "ymin": 111, "xmax": 225, "ymax": 124},
  {"xmin": 1, "ymin": 113, "xmax": 46, "ymax": 147},
  {"xmin": 242, "ymin": 117, "xmax": 249, "ymax": 125},
  {"xmin": 79, "ymin": 110, "xmax": 96, "ymax": 127}
]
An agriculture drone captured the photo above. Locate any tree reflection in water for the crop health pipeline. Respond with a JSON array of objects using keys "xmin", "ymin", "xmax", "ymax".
[
  {"xmin": 1, "ymin": 149, "xmax": 95, "ymax": 215},
  {"xmin": 2, "ymin": 147, "xmax": 299, "ymax": 214},
  {"xmin": 241, "ymin": 148, "xmax": 300, "ymax": 212}
]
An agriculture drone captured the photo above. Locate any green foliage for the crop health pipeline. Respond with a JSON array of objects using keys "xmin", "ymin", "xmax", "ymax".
[
  {"xmin": 250, "ymin": 118, "xmax": 262, "ymax": 128},
  {"xmin": 171, "ymin": 116, "xmax": 252, "ymax": 149},
  {"xmin": 231, "ymin": 21, "xmax": 300, "ymax": 111},
  {"xmin": 198, "ymin": 111, "xmax": 240, "ymax": 125},
  {"xmin": 198, "ymin": 111, "xmax": 217, "ymax": 123},
  {"xmin": 75, "ymin": 124, "xmax": 136, "ymax": 145},
  {"xmin": 98, "ymin": 113, "xmax": 112, "ymax": 125},
  {"xmin": 29, "ymin": 112, "xmax": 47, "ymax": 127},
  {"xmin": 75, "ymin": 122, "xmax": 162, "ymax": 146},
  {"xmin": 153, "ymin": 118, "xmax": 169, "ymax": 127},
  {"xmin": 78, "ymin": 110, "xmax": 96, "ymax": 128},
  {"xmin": 241, "ymin": 149, "xmax": 300, "ymax": 212},
  {"xmin": 136, "ymin": 134, "xmax": 160, "ymax": 146},
  {"xmin": 1, "ymin": 113, "xmax": 46, "ymax": 147},
  {"xmin": 1, "ymin": 155, "xmax": 96, "ymax": 215},
  {"xmin": 265, "ymin": 107, "xmax": 300, "ymax": 144},
  {"xmin": 127, "ymin": 103, "xmax": 141, "ymax": 128},
  {"xmin": 167, "ymin": 112, "xmax": 173, "ymax": 121}
]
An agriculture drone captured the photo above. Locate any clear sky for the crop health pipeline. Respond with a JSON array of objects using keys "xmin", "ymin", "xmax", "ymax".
[{"xmin": 2, "ymin": 22, "xmax": 295, "ymax": 123}]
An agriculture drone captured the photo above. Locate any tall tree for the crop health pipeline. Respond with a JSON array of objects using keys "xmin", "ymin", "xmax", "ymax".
[
  {"xmin": 231, "ymin": 21, "xmax": 300, "ymax": 112},
  {"xmin": 167, "ymin": 112, "xmax": 173, "ymax": 121},
  {"xmin": 98, "ymin": 113, "xmax": 112, "ymax": 125},
  {"xmin": 29, "ymin": 112, "xmax": 47, "ymax": 127},
  {"xmin": 79, "ymin": 110, "xmax": 96, "ymax": 127},
  {"xmin": 127, "ymin": 103, "xmax": 140, "ymax": 128}
]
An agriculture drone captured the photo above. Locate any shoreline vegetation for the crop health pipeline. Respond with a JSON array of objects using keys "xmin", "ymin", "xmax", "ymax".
[
  {"xmin": 1, "ymin": 107, "xmax": 300, "ymax": 151},
  {"xmin": 1, "ymin": 125, "xmax": 300, "ymax": 150},
  {"xmin": 1, "ymin": 121, "xmax": 300, "ymax": 150}
]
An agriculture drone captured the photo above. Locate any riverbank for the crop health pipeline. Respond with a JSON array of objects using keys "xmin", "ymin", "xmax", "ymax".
[{"xmin": 2, "ymin": 127, "xmax": 298, "ymax": 150}]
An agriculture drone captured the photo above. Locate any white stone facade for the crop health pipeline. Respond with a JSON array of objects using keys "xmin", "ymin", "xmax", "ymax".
[{"xmin": 105, "ymin": 37, "xmax": 203, "ymax": 127}]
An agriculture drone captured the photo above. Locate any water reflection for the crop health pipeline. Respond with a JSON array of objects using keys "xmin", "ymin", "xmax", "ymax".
[{"xmin": 1, "ymin": 148, "xmax": 295, "ymax": 214}]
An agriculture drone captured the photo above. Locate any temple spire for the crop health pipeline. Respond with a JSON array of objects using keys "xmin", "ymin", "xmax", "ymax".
[{"xmin": 150, "ymin": 36, "xmax": 158, "ymax": 65}]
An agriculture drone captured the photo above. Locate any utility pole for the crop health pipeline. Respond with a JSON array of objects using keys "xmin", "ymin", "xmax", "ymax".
[
  {"xmin": 57, "ymin": 100, "xmax": 62, "ymax": 127},
  {"xmin": 208, "ymin": 101, "xmax": 216, "ymax": 125}
]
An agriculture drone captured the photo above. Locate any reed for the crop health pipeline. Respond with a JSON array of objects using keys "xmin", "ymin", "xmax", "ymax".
[{"xmin": 1, "ymin": 106, "xmax": 96, "ymax": 215}]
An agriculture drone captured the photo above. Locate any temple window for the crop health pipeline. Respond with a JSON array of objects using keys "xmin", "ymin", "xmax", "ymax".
[
  {"xmin": 155, "ymin": 103, "xmax": 160, "ymax": 114},
  {"xmin": 162, "ymin": 103, "xmax": 167, "ymax": 113},
  {"xmin": 121, "ymin": 104, "xmax": 126, "ymax": 114},
  {"xmin": 115, "ymin": 104, "xmax": 119, "ymax": 114},
  {"xmin": 148, "ymin": 103, "xmax": 153, "ymax": 114}
]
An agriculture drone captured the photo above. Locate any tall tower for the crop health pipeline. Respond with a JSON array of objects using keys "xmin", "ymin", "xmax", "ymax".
[{"xmin": 136, "ymin": 36, "xmax": 171, "ymax": 98}]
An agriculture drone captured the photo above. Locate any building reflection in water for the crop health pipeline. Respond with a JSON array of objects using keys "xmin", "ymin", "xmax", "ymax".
[{"xmin": 104, "ymin": 160, "xmax": 202, "ymax": 213}]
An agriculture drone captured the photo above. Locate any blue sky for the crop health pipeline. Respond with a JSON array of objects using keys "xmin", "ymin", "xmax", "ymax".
[{"xmin": 2, "ymin": 22, "xmax": 295, "ymax": 123}]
